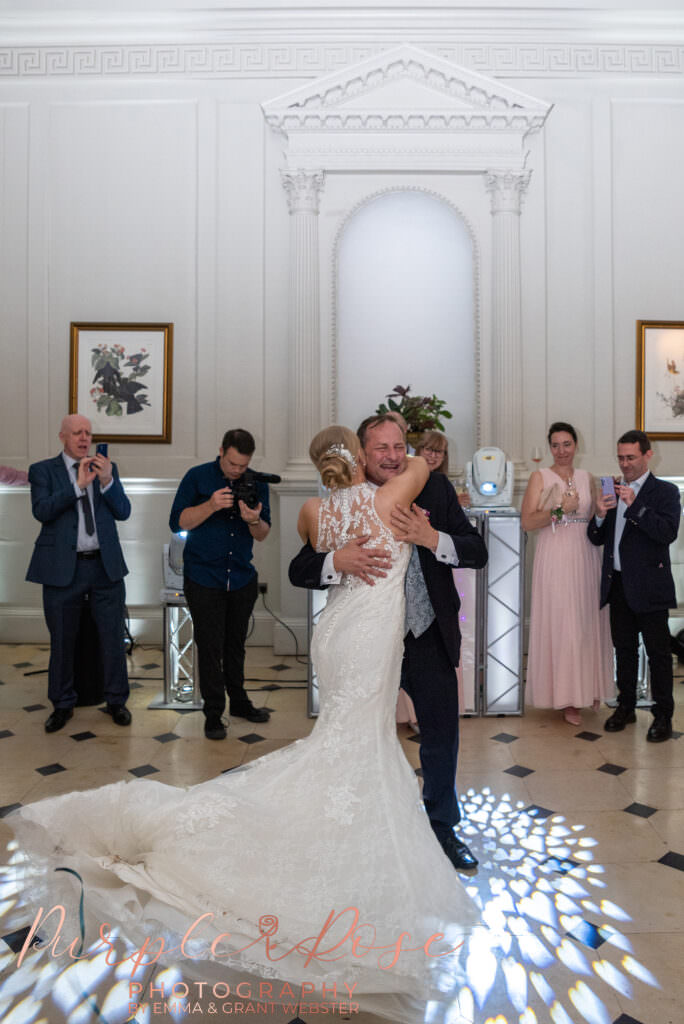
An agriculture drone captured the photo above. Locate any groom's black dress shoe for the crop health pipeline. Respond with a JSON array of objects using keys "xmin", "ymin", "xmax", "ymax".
[
  {"xmin": 604, "ymin": 707, "xmax": 636, "ymax": 732},
  {"xmin": 230, "ymin": 702, "xmax": 270, "ymax": 724},
  {"xmin": 106, "ymin": 704, "xmax": 132, "ymax": 726},
  {"xmin": 45, "ymin": 708, "xmax": 73, "ymax": 733},
  {"xmin": 440, "ymin": 834, "xmax": 478, "ymax": 870},
  {"xmin": 646, "ymin": 716, "xmax": 672, "ymax": 743}
]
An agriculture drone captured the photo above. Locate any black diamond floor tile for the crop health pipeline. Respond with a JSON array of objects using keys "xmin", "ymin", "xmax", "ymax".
[
  {"xmin": 624, "ymin": 802, "xmax": 657, "ymax": 818},
  {"xmin": 13, "ymin": 662, "xmax": 32, "ymax": 668},
  {"xmin": 0, "ymin": 729, "xmax": 14, "ymax": 739},
  {"xmin": 141, "ymin": 662, "xmax": 160, "ymax": 670},
  {"xmin": 523, "ymin": 804, "xmax": 555, "ymax": 819},
  {"xmin": 154, "ymin": 732, "xmax": 180, "ymax": 743},
  {"xmin": 129, "ymin": 681, "xmax": 144, "ymax": 690},
  {"xmin": 71, "ymin": 731, "xmax": 96, "ymax": 741},
  {"xmin": 415, "ymin": 768, "xmax": 423, "ymax": 778},
  {"xmin": 129, "ymin": 764, "xmax": 160, "ymax": 778},
  {"xmin": 543, "ymin": 855, "xmax": 580, "ymax": 874},
  {"xmin": 672, "ymin": 729, "xmax": 683, "ymax": 740},
  {"xmin": 269, "ymin": 664, "xmax": 291, "ymax": 672},
  {"xmin": 491, "ymin": 732, "xmax": 518, "ymax": 743},
  {"xmin": 287, "ymin": 1018, "xmax": 307, "ymax": 1024},
  {"xmin": 613, "ymin": 1013, "xmax": 647, "ymax": 1024},
  {"xmin": 658, "ymin": 850, "xmax": 684, "ymax": 871},
  {"xmin": 566, "ymin": 919, "xmax": 606, "ymax": 950},
  {"xmin": 504, "ymin": 764, "xmax": 534, "ymax": 778},
  {"xmin": 576, "ymin": 730, "xmax": 602, "ymax": 741},
  {"xmin": 597, "ymin": 762, "xmax": 627, "ymax": 775},
  {"xmin": 238, "ymin": 733, "xmax": 266, "ymax": 744},
  {"xmin": 36, "ymin": 763, "xmax": 66, "ymax": 776},
  {"xmin": 407, "ymin": 733, "xmax": 421, "ymax": 743},
  {"xmin": 0, "ymin": 679, "xmax": 5, "ymax": 685},
  {"xmin": 175, "ymin": 708, "xmax": 200, "ymax": 715},
  {"xmin": 23, "ymin": 704, "xmax": 47, "ymax": 712},
  {"xmin": 260, "ymin": 683, "xmax": 282, "ymax": 692},
  {"xmin": 1, "ymin": 926, "xmax": 42, "ymax": 954},
  {"xmin": 0, "ymin": 803, "xmax": 22, "ymax": 818}
]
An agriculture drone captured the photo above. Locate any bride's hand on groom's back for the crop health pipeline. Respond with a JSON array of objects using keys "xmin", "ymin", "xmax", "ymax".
[{"xmin": 332, "ymin": 535, "xmax": 391, "ymax": 585}]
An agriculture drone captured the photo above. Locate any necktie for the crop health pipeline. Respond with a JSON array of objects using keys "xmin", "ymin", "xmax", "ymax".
[{"xmin": 73, "ymin": 462, "xmax": 95, "ymax": 536}]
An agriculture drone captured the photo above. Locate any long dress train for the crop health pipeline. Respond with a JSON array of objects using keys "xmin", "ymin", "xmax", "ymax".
[{"xmin": 9, "ymin": 481, "xmax": 477, "ymax": 1020}]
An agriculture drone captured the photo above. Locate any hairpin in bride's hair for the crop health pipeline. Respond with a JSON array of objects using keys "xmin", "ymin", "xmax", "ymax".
[{"xmin": 324, "ymin": 443, "xmax": 357, "ymax": 470}]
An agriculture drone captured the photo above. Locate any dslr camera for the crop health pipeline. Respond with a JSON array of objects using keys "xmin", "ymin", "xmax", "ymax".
[{"xmin": 227, "ymin": 469, "xmax": 281, "ymax": 518}]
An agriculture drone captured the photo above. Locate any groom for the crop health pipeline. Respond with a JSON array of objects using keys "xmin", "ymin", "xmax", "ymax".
[{"xmin": 289, "ymin": 414, "xmax": 488, "ymax": 870}]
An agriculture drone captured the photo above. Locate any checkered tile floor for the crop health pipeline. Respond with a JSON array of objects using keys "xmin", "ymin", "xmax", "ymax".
[{"xmin": 1, "ymin": 643, "xmax": 683, "ymax": 1023}]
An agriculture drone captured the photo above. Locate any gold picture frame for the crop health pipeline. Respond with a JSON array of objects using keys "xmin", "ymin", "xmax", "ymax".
[
  {"xmin": 636, "ymin": 320, "xmax": 684, "ymax": 441},
  {"xmin": 69, "ymin": 322, "xmax": 173, "ymax": 443}
]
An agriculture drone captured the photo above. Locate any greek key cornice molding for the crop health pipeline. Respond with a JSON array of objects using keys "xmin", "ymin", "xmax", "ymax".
[{"xmin": 2, "ymin": 41, "xmax": 684, "ymax": 79}]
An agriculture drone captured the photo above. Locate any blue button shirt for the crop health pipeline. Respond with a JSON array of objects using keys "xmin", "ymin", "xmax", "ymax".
[{"xmin": 169, "ymin": 457, "xmax": 271, "ymax": 591}]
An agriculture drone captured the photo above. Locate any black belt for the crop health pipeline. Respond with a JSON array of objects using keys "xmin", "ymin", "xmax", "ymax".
[{"xmin": 76, "ymin": 550, "xmax": 101, "ymax": 559}]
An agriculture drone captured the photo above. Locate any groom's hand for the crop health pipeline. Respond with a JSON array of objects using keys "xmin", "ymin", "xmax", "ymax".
[
  {"xmin": 391, "ymin": 503, "xmax": 438, "ymax": 552},
  {"xmin": 332, "ymin": 535, "xmax": 391, "ymax": 585}
]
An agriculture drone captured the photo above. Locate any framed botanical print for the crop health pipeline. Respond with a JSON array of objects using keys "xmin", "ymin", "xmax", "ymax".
[
  {"xmin": 69, "ymin": 322, "xmax": 173, "ymax": 443},
  {"xmin": 636, "ymin": 320, "xmax": 684, "ymax": 440}
]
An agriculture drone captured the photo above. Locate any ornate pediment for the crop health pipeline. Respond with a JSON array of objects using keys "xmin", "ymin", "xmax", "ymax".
[{"xmin": 262, "ymin": 43, "xmax": 551, "ymax": 134}]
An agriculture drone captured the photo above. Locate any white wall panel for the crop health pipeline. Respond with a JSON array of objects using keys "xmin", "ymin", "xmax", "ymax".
[
  {"xmin": 542, "ymin": 98, "xmax": 597, "ymax": 456},
  {"xmin": 46, "ymin": 99, "xmax": 198, "ymax": 474},
  {"xmin": 612, "ymin": 98, "xmax": 684, "ymax": 476},
  {"xmin": 0, "ymin": 104, "xmax": 30, "ymax": 466}
]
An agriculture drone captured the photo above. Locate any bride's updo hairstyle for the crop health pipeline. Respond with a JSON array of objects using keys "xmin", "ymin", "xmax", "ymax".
[{"xmin": 309, "ymin": 426, "xmax": 360, "ymax": 491}]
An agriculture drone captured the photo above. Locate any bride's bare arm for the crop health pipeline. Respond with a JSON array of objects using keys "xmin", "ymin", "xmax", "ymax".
[
  {"xmin": 374, "ymin": 455, "xmax": 429, "ymax": 526},
  {"xmin": 297, "ymin": 498, "xmax": 320, "ymax": 544}
]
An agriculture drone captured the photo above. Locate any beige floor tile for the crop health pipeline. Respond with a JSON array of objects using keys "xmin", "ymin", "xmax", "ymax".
[
  {"xmin": 649, "ymin": 807, "xmax": 684, "ymax": 847},
  {"xmin": 610, "ymin": 931, "xmax": 684, "ymax": 1024},
  {"xmin": 619, "ymin": 767, "xmax": 684, "ymax": 810},
  {"xmin": 597, "ymin": 861, "xmax": 684, "ymax": 933},
  {"xmin": 567, "ymin": 809, "xmax": 668, "ymax": 863},
  {"xmin": 525, "ymin": 769, "xmax": 633, "ymax": 813}
]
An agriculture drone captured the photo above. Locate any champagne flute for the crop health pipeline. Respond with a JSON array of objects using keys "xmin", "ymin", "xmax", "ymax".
[{"xmin": 530, "ymin": 446, "xmax": 543, "ymax": 465}]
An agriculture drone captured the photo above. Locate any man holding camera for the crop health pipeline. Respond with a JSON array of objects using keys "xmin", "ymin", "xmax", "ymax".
[{"xmin": 170, "ymin": 428, "xmax": 271, "ymax": 739}]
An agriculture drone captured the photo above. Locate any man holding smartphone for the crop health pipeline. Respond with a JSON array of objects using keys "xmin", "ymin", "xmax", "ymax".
[
  {"xmin": 588, "ymin": 429, "xmax": 681, "ymax": 741},
  {"xmin": 26, "ymin": 414, "xmax": 132, "ymax": 732}
]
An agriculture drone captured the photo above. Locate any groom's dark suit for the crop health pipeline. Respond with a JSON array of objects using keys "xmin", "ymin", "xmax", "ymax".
[
  {"xmin": 587, "ymin": 472, "xmax": 680, "ymax": 719},
  {"xmin": 288, "ymin": 471, "xmax": 487, "ymax": 841},
  {"xmin": 27, "ymin": 454, "xmax": 131, "ymax": 710}
]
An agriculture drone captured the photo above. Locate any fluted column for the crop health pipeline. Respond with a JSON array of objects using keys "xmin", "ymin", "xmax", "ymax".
[
  {"xmin": 281, "ymin": 169, "xmax": 325, "ymax": 478},
  {"xmin": 485, "ymin": 170, "xmax": 531, "ymax": 465}
]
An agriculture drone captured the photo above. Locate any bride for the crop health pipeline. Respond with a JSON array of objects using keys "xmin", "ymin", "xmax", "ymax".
[{"xmin": 9, "ymin": 425, "xmax": 478, "ymax": 1021}]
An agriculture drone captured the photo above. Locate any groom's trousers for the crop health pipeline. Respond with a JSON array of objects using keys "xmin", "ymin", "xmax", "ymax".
[{"xmin": 401, "ymin": 620, "xmax": 460, "ymax": 840}]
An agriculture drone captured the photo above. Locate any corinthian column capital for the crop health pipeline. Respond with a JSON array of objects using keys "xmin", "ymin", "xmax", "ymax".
[
  {"xmin": 485, "ymin": 170, "xmax": 532, "ymax": 215},
  {"xmin": 281, "ymin": 169, "xmax": 325, "ymax": 214}
]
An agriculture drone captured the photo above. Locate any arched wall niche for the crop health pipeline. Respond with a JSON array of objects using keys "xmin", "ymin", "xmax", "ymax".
[
  {"xmin": 331, "ymin": 185, "xmax": 480, "ymax": 470},
  {"xmin": 263, "ymin": 43, "xmax": 552, "ymax": 481}
]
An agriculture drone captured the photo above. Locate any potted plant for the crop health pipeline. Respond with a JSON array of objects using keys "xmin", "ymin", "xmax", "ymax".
[{"xmin": 376, "ymin": 385, "xmax": 452, "ymax": 447}]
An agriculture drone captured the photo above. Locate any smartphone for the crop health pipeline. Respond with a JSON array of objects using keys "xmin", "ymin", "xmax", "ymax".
[
  {"xmin": 600, "ymin": 476, "xmax": 616, "ymax": 499},
  {"xmin": 96, "ymin": 443, "xmax": 108, "ymax": 458}
]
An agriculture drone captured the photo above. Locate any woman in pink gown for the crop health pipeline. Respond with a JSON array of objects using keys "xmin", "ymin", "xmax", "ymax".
[{"xmin": 522, "ymin": 422, "xmax": 613, "ymax": 726}]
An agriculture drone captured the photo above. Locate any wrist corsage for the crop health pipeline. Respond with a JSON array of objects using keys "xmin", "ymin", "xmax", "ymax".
[{"xmin": 550, "ymin": 505, "xmax": 565, "ymax": 531}]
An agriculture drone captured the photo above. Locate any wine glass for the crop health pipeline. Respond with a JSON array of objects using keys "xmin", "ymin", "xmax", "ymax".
[{"xmin": 530, "ymin": 446, "xmax": 543, "ymax": 465}]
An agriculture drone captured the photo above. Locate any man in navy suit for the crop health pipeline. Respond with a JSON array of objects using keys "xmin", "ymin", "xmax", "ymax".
[
  {"xmin": 588, "ymin": 429, "xmax": 681, "ymax": 742},
  {"xmin": 27, "ymin": 414, "xmax": 132, "ymax": 732},
  {"xmin": 289, "ymin": 414, "xmax": 488, "ymax": 870}
]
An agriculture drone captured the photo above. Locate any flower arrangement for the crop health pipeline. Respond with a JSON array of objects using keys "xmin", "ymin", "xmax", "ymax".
[
  {"xmin": 375, "ymin": 385, "xmax": 452, "ymax": 433},
  {"xmin": 90, "ymin": 344, "xmax": 151, "ymax": 417}
]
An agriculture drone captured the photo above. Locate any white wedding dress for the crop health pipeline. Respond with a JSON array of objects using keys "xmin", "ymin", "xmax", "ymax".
[{"xmin": 11, "ymin": 482, "xmax": 478, "ymax": 1020}]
